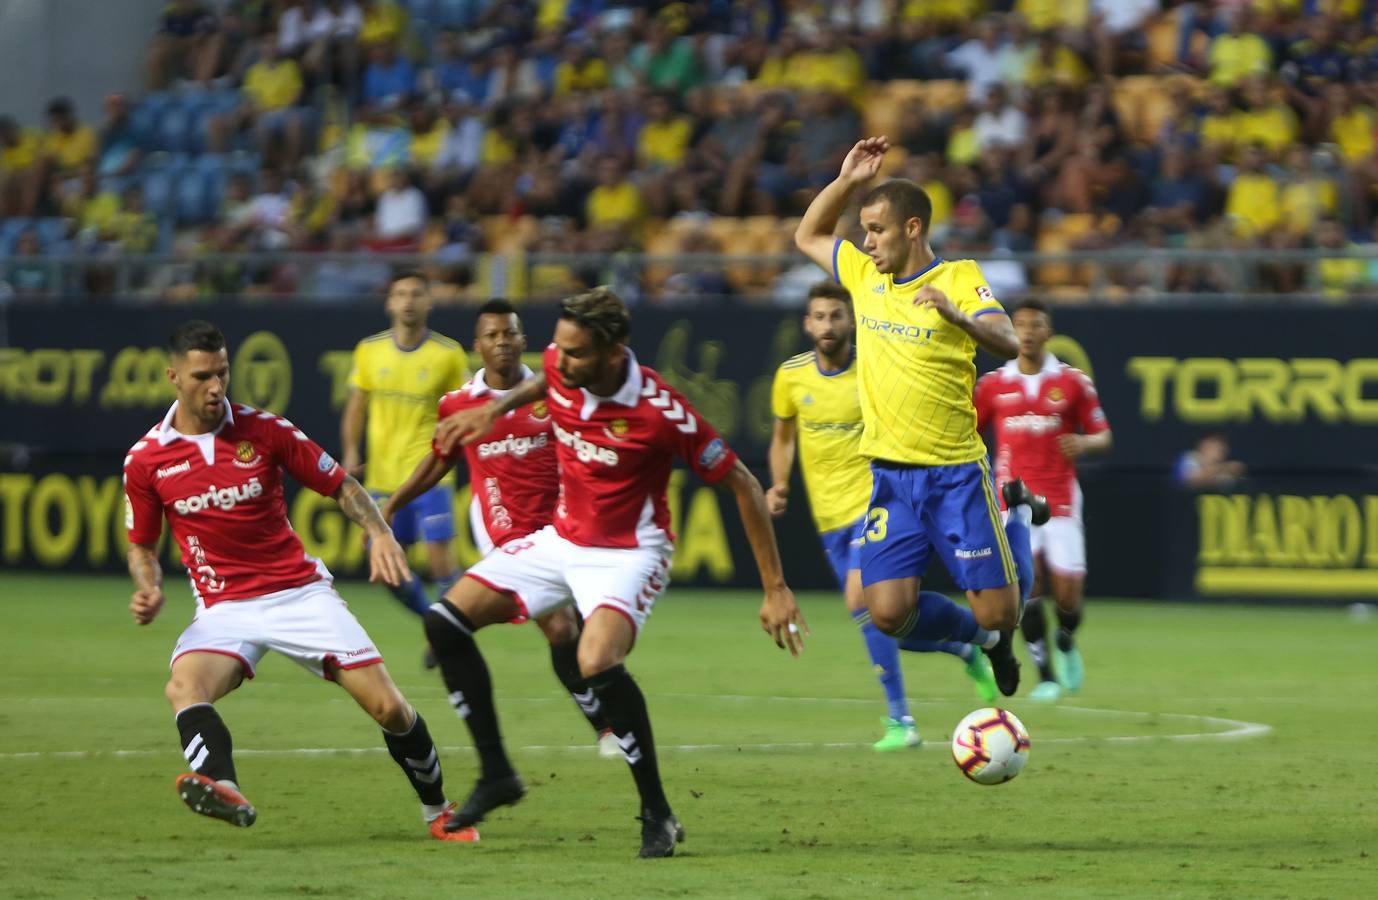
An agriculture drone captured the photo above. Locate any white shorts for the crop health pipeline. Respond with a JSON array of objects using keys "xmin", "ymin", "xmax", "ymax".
[
  {"xmin": 1030, "ymin": 516, "xmax": 1086, "ymax": 577},
  {"xmin": 464, "ymin": 525, "xmax": 671, "ymax": 638},
  {"xmin": 170, "ymin": 580, "xmax": 383, "ymax": 681}
]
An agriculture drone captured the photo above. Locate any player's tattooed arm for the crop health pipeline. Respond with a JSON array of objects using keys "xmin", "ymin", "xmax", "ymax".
[
  {"xmin": 720, "ymin": 459, "xmax": 809, "ymax": 655},
  {"xmin": 435, "ymin": 374, "xmax": 547, "ymax": 452},
  {"xmin": 333, "ymin": 475, "xmax": 410, "ymax": 587},
  {"xmin": 127, "ymin": 543, "xmax": 165, "ymax": 625},
  {"xmin": 914, "ymin": 286, "xmax": 1018, "ymax": 358}
]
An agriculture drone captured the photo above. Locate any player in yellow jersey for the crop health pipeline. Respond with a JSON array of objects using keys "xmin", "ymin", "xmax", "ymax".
[
  {"xmin": 342, "ymin": 271, "xmax": 470, "ymax": 627},
  {"xmin": 769, "ymin": 282, "xmax": 997, "ymax": 750},
  {"xmin": 792, "ymin": 136, "xmax": 1047, "ymax": 698}
]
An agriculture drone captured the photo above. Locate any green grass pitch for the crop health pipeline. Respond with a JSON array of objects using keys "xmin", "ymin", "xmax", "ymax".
[{"xmin": 1, "ymin": 573, "xmax": 1375, "ymax": 898}]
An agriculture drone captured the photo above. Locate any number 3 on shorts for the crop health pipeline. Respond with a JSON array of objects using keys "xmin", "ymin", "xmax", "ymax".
[{"xmin": 864, "ymin": 507, "xmax": 888, "ymax": 543}]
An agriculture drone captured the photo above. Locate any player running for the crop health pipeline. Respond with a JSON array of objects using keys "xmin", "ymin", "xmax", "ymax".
[
  {"xmin": 974, "ymin": 299, "xmax": 1111, "ymax": 701},
  {"xmin": 382, "ymin": 298, "xmax": 619, "ymax": 757},
  {"xmin": 341, "ymin": 271, "xmax": 469, "ymax": 625},
  {"xmin": 793, "ymin": 136, "xmax": 1046, "ymax": 700},
  {"xmin": 427, "ymin": 287, "xmax": 805, "ymax": 857},
  {"xmin": 768, "ymin": 281, "xmax": 997, "ymax": 750},
  {"xmin": 124, "ymin": 320, "xmax": 477, "ymax": 842}
]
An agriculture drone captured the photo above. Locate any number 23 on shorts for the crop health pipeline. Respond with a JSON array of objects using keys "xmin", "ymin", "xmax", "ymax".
[{"xmin": 863, "ymin": 507, "xmax": 888, "ymax": 543}]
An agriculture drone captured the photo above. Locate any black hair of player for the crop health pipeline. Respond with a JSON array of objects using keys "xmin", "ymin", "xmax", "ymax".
[
  {"xmin": 1010, "ymin": 297, "xmax": 1052, "ymax": 322},
  {"xmin": 169, "ymin": 320, "xmax": 226, "ymax": 357},
  {"xmin": 390, "ymin": 268, "xmax": 430, "ymax": 289},
  {"xmin": 560, "ymin": 286, "xmax": 631, "ymax": 349},
  {"xmin": 477, "ymin": 298, "xmax": 517, "ymax": 318},
  {"xmin": 860, "ymin": 179, "xmax": 933, "ymax": 235},
  {"xmin": 806, "ymin": 281, "xmax": 853, "ymax": 309}
]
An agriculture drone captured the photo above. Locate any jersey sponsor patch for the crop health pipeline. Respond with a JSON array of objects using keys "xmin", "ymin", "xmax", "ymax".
[
  {"xmin": 317, "ymin": 451, "xmax": 338, "ymax": 474},
  {"xmin": 976, "ymin": 285, "xmax": 994, "ymax": 303},
  {"xmin": 698, "ymin": 437, "xmax": 727, "ymax": 470}
]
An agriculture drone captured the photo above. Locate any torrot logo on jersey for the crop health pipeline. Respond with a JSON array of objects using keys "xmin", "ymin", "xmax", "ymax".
[
  {"xmin": 858, "ymin": 315, "xmax": 937, "ymax": 343},
  {"xmin": 552, "ymin": 421, "xmax": 619, "ymax": 466},
  {"xmin": 476, "ymin": 433, "xmax": 549, "ymax": 459},
  {"xmin": 173, "ymin": 477, "xmax": 265, "ymax": 515}
]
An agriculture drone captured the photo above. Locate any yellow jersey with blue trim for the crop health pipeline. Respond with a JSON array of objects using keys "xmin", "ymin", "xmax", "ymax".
[
  {"xmin": 348, "ymin": 329, "xmax": 469, "ymax": 492},
  {"xmin": 832, "ymin": 239, "xmax": 1005, "ymax": 466},
  {"xmin": 771, "ymin": 349, "xmax": 871, "ymax": 533}
]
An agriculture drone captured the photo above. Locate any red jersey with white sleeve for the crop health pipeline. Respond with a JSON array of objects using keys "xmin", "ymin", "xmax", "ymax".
[
  {"xmin": 123, "ymin": 401, "xmax": 347, "ymax": 606},
  {"xmin": 432, "ymin": 366, "xmax": 558, "ymax": 550},
  {"xmin": 541, "ymin": 345, "xmax": 738, "ymax": 549},
  {"xmin": 974, "ymin": 353, "xmax": 1109, "ymax": 518}
]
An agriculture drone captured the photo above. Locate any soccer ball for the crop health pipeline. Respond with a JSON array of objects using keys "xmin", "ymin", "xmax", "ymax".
[{"xmin": 951, "ymin": 707, "xmax": 1030, "ymax": 785}]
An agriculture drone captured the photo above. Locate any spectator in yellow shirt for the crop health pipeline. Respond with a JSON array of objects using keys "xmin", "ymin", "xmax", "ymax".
[
  {"xmin": 553, "ymin": 42, "xmax": 609, "ymax": 96},
  {"xmin": 1015, "ymin": 0, "xmax": 1089, "ymax": 32},
  {"xmin": 1315, "ymin": 217, "xmax": 1364, "ymax": 300},
  {"xmin": 1277, "ymin": 145, "xmax": 1337, "ymax": 238},
  {"xmin": 1225, "ymin": 144, "xmax": 1281, "ymax": 237},
  {"xmin": 0, "ymin": 116, "xmax": 41, "ymax": 215},
  {"xmin": 1025, "ymin": 34, "xmax": 1092, "ymax": 90},
  {"xmin": 1326, "ymin": 83, "xmax": 1376, "ymax": 165},
  {"xmin": 211, "ymin": 33, "xmax": 306, "ymax": 167},
  {"xmin": 585, "ymin": 154, "xmax": 645, "ymax": 237},
  {"xmin": 1232, "ymin": 77, "xmax": 1297, "ymax": 158},
  {"xmin": 1207, "ymin": 10, "xmax": 1271, "ymax": 87},
  {"xmin": 358, "ymin": 0, "xmax": 407, "ymax": 50},
  {"xmin": 42, "ymin": 97, "xmax": 97, "ymax": 174},
  {"xmin": 1197, "ymin": 87, "xmax": 1239, "ymax": 158}
]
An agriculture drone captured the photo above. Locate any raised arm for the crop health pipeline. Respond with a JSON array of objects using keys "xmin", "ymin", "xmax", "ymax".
[
  {"xmin": 435, "ymin": 374, "xmax": 547, "ymax": 453},
  {"xmin": 333, "ymin": 474, "xmax": 410, "ymax": 587},
  {"xmin": 718, "ymin": 459, "xmax": 808, "ymax": 655},
  {"xmin": 340, "ymin": 388, "xmax": 368, "ymax": 477},
  {"xmin": 765, "ymin": 417, "xmax": 797, "ymax": 518},
  {"xmin": 794, "ymin": 136, "xmax": 889, "ymax": 273},
  {"xmin": 128, "ymin": 542, "xmax": 165, "ymax": 625}
]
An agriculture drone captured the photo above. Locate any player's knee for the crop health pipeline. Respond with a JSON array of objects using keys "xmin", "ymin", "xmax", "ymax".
[
  {"xmin": 536, "ymin": 608, "xmax": 580, "ymax": 645},
  {"xmin": 974, "ymin": 605, "xmax": 1019, "ymax": 631},
  {"xmin": 866, "ymin": 604, "xmax": 907, "ymax": 636},
  {"xmin": 423, "ymin": 601, "xmax": 473, "ymax": 651},
  {"xmin": 577, "ymin": 643, "xmax": 624, "ymax": 680},
  {"xmin": 165, "ymin": 676, "xmax": 208, "ymax": 709},
  {"xmin": 365, "ymin": 692, "xmax": 412, "ymax": 731}
]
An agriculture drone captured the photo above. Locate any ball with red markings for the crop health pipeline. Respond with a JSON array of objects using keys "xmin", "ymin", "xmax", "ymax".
[{"xmin": 951, "ymin": 707, "xmax": 1030, "ymax": 785}]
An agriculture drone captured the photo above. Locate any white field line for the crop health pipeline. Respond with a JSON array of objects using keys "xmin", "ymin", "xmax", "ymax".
[{"xmin": 0, "ymin": 699, "xmax": 1271, "ymax": 761}]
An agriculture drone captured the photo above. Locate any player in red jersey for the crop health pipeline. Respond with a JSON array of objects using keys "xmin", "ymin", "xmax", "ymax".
[
  {"xmin": 123, "ymin": 320, "xmax": 477, "ymax": 841},
  {"xmin": 382, "ymin": 298, "xmax": 619, "ymax": 758},
  {"xmin": 973, "ymin": 299, "xmax": 1112, "ymax": 701},
  {"xmin": 423, "ymin": 287, "xmax": 805, "ymax": 858}
]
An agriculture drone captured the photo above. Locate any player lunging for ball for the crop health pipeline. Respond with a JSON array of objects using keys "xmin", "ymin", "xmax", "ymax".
[
  {"xmin": 793, "ymin": 136, "xmax": 1047, "ymax": 701},
  {"xmin": 768, "ymin": 281, "xmax": 997, "ymax": 750},
  {"xmin": 382, "ymin": 298, "xmax": 619, "ymax": 756},
  {"xmin": 975, "ymin": 299, "xmax": 1111, "ymax": 700},
  {"xmin": 430, "ymin": 288, "xmax": 805, "ymax": 857},
  {"xmin": 124, "ymin": 320, "xmax": 476, "ymax": 841}
]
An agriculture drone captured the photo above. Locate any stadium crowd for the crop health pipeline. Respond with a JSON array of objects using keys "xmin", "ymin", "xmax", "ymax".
[{"xmin": 3, "ymin": 0, "xmax": 1378, "ymax": 303}]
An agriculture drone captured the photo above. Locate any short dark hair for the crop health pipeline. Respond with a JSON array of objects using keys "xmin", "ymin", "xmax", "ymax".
[
  {"xmin": 560, "ymin": 286, "xmax": 631, "ymax": 348},
  {"xmin": 806, "ymin": 281, "xmax": 852, "ymax": 307},
  {"xmin": 169, "ymin": 320, "xmax": 226, "ymax": 357},
  {"xmin": 1010, "ymin": 298, "xmax": 1052, "ymax": 321},
  {"xmin": 477, "ymin": 297, "xmax": 517, "ymax": 317},
  {"xmin": 46, "ymin": 97, "xmax": 74, "ymax": 118},
  {"xmin": 860, "ymin": 179, "xmax": 933, "ymax": 235},
  {"xmin": 389, "ymin": 269, "xmax": 429, "ymax": 289}
]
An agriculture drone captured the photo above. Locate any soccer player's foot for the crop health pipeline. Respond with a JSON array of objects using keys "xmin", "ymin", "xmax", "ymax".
[
  {"xmin": 637, "ymin": 809, "xmax": 685, "ymax": 858},
  {"xmin": 1002, "ymin": 478, "xmax": 1050, "ymax": 526},
  {"xmin": 428, "ymin": 804, "xmax": 479, "ymax": 842},
  {"xmin": 175, "ymin": 773, "xmax": 257, "ymax": 828},
  {"xmin": 981, "ymin": 632, "xmax": 1021, "ymax": 697},
  {"xmin": 597, "ymin": 728, "xmax": 622, "ymax": 759},
  {"xmin": 444, "ymin": 773, "xmax": 527, "ymax": 831},
  {"xmin": 963, "ymin": 648, "xmax": 999, "ymax": 703},
  {"xmin": 1029, "ymin": 680, "xmax": 1063, "ymax": 702},
  {"xmin": 873, "ymin": 717, "xmax": 923, "ymax": 752},
  {"xmin": 1055, "ymin": 645, "xmax": 1084, "ymax": 693}
]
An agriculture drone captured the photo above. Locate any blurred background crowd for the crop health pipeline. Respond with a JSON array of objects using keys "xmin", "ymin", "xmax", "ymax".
[{"xmin": 3, "ymin": 0, "xmax": 1378, "ymax": 304}]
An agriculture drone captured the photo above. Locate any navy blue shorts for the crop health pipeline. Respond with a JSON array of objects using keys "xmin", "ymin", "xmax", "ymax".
[
  {"xmin": 859, "ymin": 459, "xmax": 1016, "ymax": 592},
  {"xmin": 819, "ymin": 515, "xmax": 865, "ymax": 590},
  {"xmin": 372, "ymin": 485, "xmax": 455, "ymax": 546}
]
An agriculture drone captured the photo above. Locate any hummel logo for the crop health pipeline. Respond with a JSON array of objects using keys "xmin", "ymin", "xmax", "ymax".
[
  {"xmin": 551, "ymin": 391, "xmax": 574, "ymax": 407},
  {"xmin": 449, "ymin": 690, "xmax": 471, "ymax": 719},
  {"xmin": 616, "ymin": 732, "xmax": 643, "ymax": 765},
  {"xmin": 646, "ymin": 385, "xmax": 697, "ymax": 434}
]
